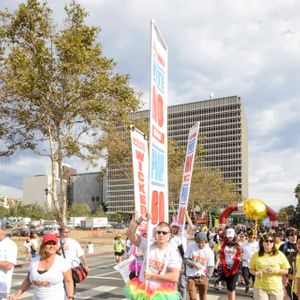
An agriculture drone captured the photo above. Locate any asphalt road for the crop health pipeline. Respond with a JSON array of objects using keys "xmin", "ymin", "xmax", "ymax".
[{"xmin": 11, "ymin": 255, "xmax": 251, "ymax": 299}]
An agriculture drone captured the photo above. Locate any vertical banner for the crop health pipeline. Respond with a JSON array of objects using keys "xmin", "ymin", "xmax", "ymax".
[
  {"xmin": 130, "ymin": 126, "xmax": 148, "ymax": 218},
  {"xmin": 177, "ymin": 122, "xmax": 200, "ymax": 227},
  {"xmin": 148, "ymin": 19, "xmax": 168, "ymax": 227}
]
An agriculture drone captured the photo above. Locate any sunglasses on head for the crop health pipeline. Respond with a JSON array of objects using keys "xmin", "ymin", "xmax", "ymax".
[{"xmin": 156, "ymin": 230, "xmax": 170, "ymax": 235}]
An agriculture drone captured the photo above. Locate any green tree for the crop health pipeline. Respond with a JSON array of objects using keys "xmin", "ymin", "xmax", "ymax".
[
  {"xmin": 277, "ymin": 205, "xmax": 295, "ymax": 224},
  {"xmin": 0, "ymin": 0, "xmax": 140, "ymax": 224},
  {"xmin": 92, "ymin": 205, "xmax": 106, "ymax": 217},
  {"xmin": 69, "ymin": 203, "xmax": 91, "ymax": 217},
  {"xmin": 6, "ymin": 202, "xmax": 45, "ymax": 219}
]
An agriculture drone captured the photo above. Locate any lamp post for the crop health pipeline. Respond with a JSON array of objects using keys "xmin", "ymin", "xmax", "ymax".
[
  {"xmin": 91, "ymin": 197, "xmax": 95, "ymax": 213},
  {"xmin": 45, "ymin": 188, "xmax": 49, "ymax": 209}
]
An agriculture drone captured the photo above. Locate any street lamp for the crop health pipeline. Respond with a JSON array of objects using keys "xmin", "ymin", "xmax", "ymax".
[
  {"xmin": 45, "ymin": 188, "xmax": 49, "ymax": 208},
  {"xmin": 91, "ymin": 197, "xmax": 95, "ymax": 213}
]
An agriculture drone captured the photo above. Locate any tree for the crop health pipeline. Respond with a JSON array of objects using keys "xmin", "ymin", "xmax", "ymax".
[
  {"xmin": 69, "ymin": 203, "xmax": 91, "ymax": 217},
  {"xmin": 277, "ymin": 205, "xmax": 295, "ymax": 224},
  {"xmin": 168, "ymin": 138, "xmax": 239, "ymax": 214},
  {"xmin": 92, "ymin": 205, "xmax": 106, "ymax": 217},
  {"xmin": 0, "ymin": 0, "xmax": 140, "ymax": 224}
]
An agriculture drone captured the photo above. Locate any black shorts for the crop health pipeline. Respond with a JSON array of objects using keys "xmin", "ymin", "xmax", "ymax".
[
  {"xmin": 223, "ymin": 272, "xmax": 239, "ymax": 291},
  {"xmin": 115, "ymin": 250, "xmax": 124, "ymax": 256}
]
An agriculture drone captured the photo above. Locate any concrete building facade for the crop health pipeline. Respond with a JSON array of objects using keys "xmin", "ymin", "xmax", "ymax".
[
  {"xmin": 69, "ymin": 172, "xmax": 104, "ymax": 212},
  {"xmin": 106, "ymin": 95, "xmax": 248, "ymax": 213}
]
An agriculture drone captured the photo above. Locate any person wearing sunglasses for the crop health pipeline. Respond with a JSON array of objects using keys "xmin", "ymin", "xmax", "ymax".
[
  {"xmin": 126, "ymin": 214, "xmax": 181, "ymax": 299},
  {"xmin": 59, "ymin": 226, "xmax": 89, "ymax": 271},
  {"xmin": 279, "ymin": 228, "xmax": 297, "ymax": 257},
  {"xmin": 9, "ymin": 233, "xmax": 74, "ymax": 300},
  {"xmin": 249, "ymin": 233, "xmax": 290, "ymax": 300}
]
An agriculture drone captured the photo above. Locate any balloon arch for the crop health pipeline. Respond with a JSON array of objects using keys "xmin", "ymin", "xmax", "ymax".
[{"xmin": 219, "ymin": 202, "xmax": 278, "ymax": 228}]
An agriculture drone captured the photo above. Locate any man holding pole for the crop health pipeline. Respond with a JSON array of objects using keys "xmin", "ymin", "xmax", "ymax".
[{"xmin": 125, "ymin": 214, "xmax": 182, "ymax": 299}]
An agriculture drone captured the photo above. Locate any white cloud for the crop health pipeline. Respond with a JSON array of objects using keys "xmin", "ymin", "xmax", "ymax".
[
  {"xmin": 249, "ymin": 145, "xmax": 300, "ymax": 209},
  {"xmin": 251, "ymin": 97, "xmax": 300, "ymax": 136},
  {"xmin": 0, "ymin": 185, "xmax": 22, "ymax": 198},
  {"xmin": 1, "ymin": 0, "xmax": 300, "ymax": 211}
]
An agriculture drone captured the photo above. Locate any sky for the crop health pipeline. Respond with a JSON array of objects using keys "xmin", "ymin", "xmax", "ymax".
[{"xmin": 0, "ymin": 0, "xmax": 300, "ymax": 211}]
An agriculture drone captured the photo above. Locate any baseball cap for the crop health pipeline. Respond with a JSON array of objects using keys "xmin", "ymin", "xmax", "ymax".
[
  {"xmin": 42, "ymin": 233, "xmax": 58, "ymax": 245},
  {"xmin": 226, "ymin": 228, "xmax": 235, "ymax": 238},
  {"xmin": 195, "ymin": 232, "xmax": 208, "ymax": 242},
  {"xmin": 171, "ymin": 221, "xmax": 180, "ymax": 228}
]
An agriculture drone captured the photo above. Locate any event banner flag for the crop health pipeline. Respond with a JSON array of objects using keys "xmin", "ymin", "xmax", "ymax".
[
  {"xmin": 148, "ymin": 19, "xmax": 168, "ymax": 225},
  {"xmin": 130, "ymin": 126, "xmax": 148, "ymax": 218},
  {"xmin": 177, "ymin": 122, "xmax": 200, "ymax": 226}
]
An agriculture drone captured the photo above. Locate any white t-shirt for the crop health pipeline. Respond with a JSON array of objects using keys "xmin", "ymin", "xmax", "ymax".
[
  {"xmin": 241, "ymin": 241, "xmax": 259, "ymax": 267},
  {"xmin": 185, "ymin": 242, "xmax": 215, "ymax": 277},
  {"xmin": 224, "ymin": 245, "xmax": 237, "ymax": 266},
  {"xmin": 169, "ymin": 230, "xmax": 188, "ymax": 252},
  {"xmin": 139, "ymin": 237, "xmax": 182, "ymax": 290},
  {"xmin": 29, "ymin": 255, "xmax": 70, "ymax": 300},
  {"xmin": 60, "ymin": 238, "xmax": 84, "ymax": 266},
  {"xmin": 30, "ymin": 238, "xmax": 39, "ymax": 251},
  {"xmin": 0, "ymin": 237, "xmax": 17, "ymax": 294}
]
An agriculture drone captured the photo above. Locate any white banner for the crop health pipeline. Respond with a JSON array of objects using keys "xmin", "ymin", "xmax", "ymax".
[
  {"xmin": 130, "ymin": 126, "xmax": 148, "ymax": 217},
  {"xmin": 148, "ymin": 19, "xmax": 168, "ymax": 228},
  {"xmin": 177, "ymin": 122, "xmax": 200, "ymax": 226}
]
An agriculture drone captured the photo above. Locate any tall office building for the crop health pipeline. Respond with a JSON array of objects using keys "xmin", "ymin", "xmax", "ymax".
[{"xmin": 106, "ymin": 95, "xmax": 248, "ymax": 213}]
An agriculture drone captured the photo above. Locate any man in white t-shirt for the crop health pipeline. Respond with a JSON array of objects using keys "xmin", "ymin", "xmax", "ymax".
[
  {"xmin": 0, "ymin": 227, "xmax": 18, "ymax": 300},
  {"xmin": 126, "ymin": 215, "xmax": 182, "ymax": 291},
  {"xmin": 59, "ymin": 226, "xmax": 89, "ymax": 290},
  {"xmin": 169, "ymin": 211, "xmax": 194, "ymax": 300},
  {"xmin": 184, "ymin": 232, "xmax": 215, "ymax": 300}
]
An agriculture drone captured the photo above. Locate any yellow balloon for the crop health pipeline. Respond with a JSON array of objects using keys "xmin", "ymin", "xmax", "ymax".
[{"xmin": 243, "ymin": 198, "xmax": 267, "ymax": 220}]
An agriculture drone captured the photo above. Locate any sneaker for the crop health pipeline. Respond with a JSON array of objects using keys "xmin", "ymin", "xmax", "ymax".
[
  {"xmin": 214, "ymin": 283, "xmax": 220, "ymax": 290},
  {"xmin": 245, "ymin": 285, "xmax": 250, "ymax": 294}
]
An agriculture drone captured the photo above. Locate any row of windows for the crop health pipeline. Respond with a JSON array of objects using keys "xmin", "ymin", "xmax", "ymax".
[
  {"xmin": 168, "ymin": 104, "xmax": 241, "ymax": 119},
  {"xmin": 170, "ymin": 123, "xmax": 242, "ymax": 135},
  {"xmin": 169, "ymin": 115, "xmax": 241, "ymax": 128},
  {"xmin": 107, "ymin": 191, "xmax": 134, "ymax": 196}
]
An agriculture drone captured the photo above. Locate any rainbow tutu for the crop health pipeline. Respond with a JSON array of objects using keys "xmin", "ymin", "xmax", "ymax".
[{"xmin": 125, "ymin": 278, "xmax": 180, "ymax": 300}]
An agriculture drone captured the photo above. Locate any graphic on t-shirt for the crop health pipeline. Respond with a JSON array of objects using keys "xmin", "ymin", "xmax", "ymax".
[
  {"xmin": 148, "ymin": 258, "xmax": 166, "ymax": 274},
  {"xmin": 31, "ymin": 280, "xmax": 51, "ymax": 288},
  {"xmin": 224, "ymin": 245, "xmax": 237, "ymax": 265}
]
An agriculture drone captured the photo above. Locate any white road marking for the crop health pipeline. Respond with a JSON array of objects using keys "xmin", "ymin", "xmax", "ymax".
[{"xmin": 76, "ymin": 285, "xmax": 116, "ymax": 299}]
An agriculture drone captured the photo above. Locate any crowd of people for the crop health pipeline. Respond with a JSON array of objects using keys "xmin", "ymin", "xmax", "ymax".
[
  {"xmin": 0, "ymin": 225, "xmax": 88, "ymax": 300},
  {"xmin": 124, "ymin": 214, "xmax": 300, "ymax": 300},
  {"xmin": 2, "ymin": 216, "xmax": 300, "ymax": 300}
]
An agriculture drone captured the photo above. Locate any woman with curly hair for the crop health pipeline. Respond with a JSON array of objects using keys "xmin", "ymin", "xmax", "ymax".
[
  {"xmin": 249, "ymin": 232, "xmax": 290, "ymax": 300},
  {"xmin": 219, "ymin": 228, "xmax": 241, "ymax": 300}
]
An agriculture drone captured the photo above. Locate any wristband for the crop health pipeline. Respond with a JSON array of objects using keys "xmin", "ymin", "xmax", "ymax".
[{"xmin": 135, "ymin": 218, "xmax": 141, "ymax": 225}]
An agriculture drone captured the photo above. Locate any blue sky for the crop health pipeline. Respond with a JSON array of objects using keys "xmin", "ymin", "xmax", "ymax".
[{"xmin": 1, "ymin": 0, "xmax": 300, "ymax": 210}]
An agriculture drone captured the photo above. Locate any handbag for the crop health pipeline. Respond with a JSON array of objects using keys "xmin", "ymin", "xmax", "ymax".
[
  {"xmin": 60, "ymin": 239, "xmax": 88, "ymax": 284},
  {"xmin": 71, "ymin": 261, "xmax": 88, "ymax": 283}
]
